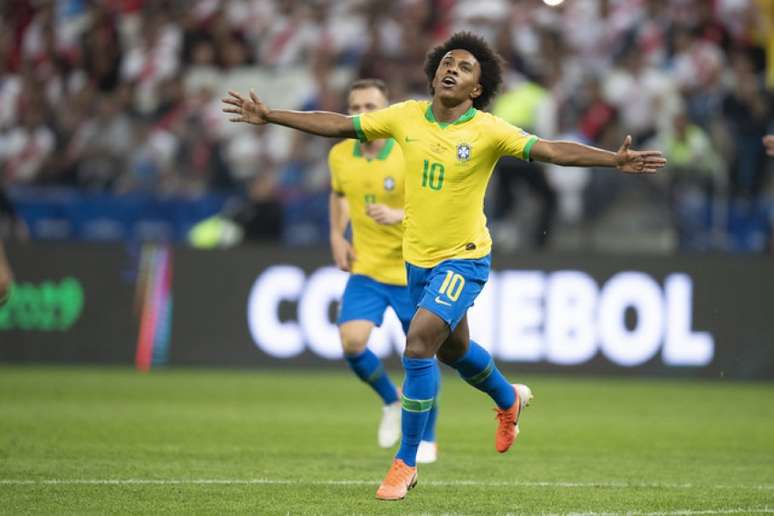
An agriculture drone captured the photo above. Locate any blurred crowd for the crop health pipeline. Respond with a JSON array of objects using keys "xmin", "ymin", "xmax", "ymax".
[{"xmin": 0, "ymin": 0, "xmax": 772, "ymax": 251}]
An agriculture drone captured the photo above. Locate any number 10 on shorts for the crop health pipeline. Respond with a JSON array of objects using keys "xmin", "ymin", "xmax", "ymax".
[{"xmin": 439, "ymin": 271, "xmax": 465, "ymax": 301}]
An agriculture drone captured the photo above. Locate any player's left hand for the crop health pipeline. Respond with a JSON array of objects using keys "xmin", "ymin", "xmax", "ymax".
[
  {"xmin": 615, "ymin": 135, "xmax": 667, "ymax": 174},
  {"xmin": 366, "ymin": 204, "xmax": 402, "ymax": 225}
]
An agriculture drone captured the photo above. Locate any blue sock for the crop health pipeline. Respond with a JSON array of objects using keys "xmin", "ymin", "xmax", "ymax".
[
  {"xmin": 344, "ymin": 349, "xmax": 398, "ymax": 405},
  {"xmin": 421, "ymin": 361, "xmax": 441, "ymax": 442},
  {"xmin": 396, "ymin": 356, "xmax": 437, "ymax": 467},
  {"xmin": 451, "ymin": 341, "xmax": 515, "ymax": 409}
]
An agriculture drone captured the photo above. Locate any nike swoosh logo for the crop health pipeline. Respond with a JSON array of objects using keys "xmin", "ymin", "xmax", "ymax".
[
  {"xmin": 434, "ymin": 296, "xmax": 452, "ymax": 306},
  {"xmin": 405, "ymin": 137, "xmax": 419, "ymax": 143}
]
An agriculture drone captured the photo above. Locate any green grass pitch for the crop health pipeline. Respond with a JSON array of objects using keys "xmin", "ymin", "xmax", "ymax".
[{"xmin": 0, "ymin": 365, "xmax": 772, "ymax": 514}]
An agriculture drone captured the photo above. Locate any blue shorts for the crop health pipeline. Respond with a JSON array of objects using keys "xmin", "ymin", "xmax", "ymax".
[
  {"xmin": 406, "ymin": 255, "xmax": 491, "ymax": 331},
  {"xmin": 337, "ymin": 274, "xmax": 416, "ymax": 334}
]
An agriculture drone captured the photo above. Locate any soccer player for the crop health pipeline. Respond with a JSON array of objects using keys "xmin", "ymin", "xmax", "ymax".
[
  {"xmin": 329, "ymin": 79, "xmax": 439, "ymax": 461},
  {"xmin": 0, "ymin": 243, "xmax": 12, "ymax": 306},
  {"xmin": 222, "ymin": 32, "xmax": 666, "ymax": 501}
]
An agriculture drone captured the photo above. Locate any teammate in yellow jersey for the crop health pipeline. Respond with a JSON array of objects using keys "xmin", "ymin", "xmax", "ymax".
[
  {"xmin": 0, "ymin": 243, "xmax": 13, "ymax": 306},
  {"xmin": 223, "ymin": 32, "xmax": 667, "ymax": 501},
  {"xmin": 329, "ymin": 79, "xmax": 439, "ymax": 462}
]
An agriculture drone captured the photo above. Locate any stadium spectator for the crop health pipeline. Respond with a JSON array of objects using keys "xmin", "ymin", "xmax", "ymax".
[
  {"xmin": 661, "ymin": 111, "xmax": 725, "ymax": 249},
  {"xmin": 489, "ymin": 74, "xmax": 557, "ymax": 249},
  {"xmin": 0, "ymin": 31, "xmax": 22, "ymax": 130},
  {"xmin": 723, "ymin": 50, "xmax": 772, "ymax": 199},
  {"xmin": 257, "ymin": 0, "xmax": 325, "ymax": 67},
  {"xmin": 80, "ymin": 2, "xmax": 123, "ymax": 92},
  {"xmin": 603, "ymin": 45, "xmax": 680, "ymax": 145},
  {"xmin": 0, "ymin": 0, "xmax": 770, "ymax": 253},
  {"xmin": 68, "ymin": 93, "xmax": 133, "ymax": 189},
  {"xmin": 1, "ymin": 103, "xmax": 55, "ymax": 184},
  {"xmin": 120, "ymin": 8, "xmax": 181, "ymax": 114}
]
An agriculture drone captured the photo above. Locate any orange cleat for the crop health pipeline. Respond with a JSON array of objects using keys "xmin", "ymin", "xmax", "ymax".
[
  {"xmin": 375, "ymin": 459, "xmax": 417, "ymax": 501},
  {"xmin": 494, "ymin": 384, "xmax": 533, "ymax": 453}
]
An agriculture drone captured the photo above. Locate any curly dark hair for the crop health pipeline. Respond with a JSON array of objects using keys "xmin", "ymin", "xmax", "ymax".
[{"xmin": 424, "ymin": 32, "xmax": 504, "ymax": 109}]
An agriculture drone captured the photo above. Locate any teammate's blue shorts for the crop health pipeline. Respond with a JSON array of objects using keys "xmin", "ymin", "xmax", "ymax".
[
  {"xmin": 337, "ymin": 274, "xmax": 416, "ymax": 333},
  {"xmin": 406, "ymin": 255, "xmax": 491, "ymax": 331}
]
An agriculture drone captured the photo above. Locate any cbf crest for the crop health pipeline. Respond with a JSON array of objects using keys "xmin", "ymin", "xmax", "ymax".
[
  {"xmin": 457, "ymin": 142, "xmax": 472, "ymax": 162},
  {"xmin": 383, "ymin": 176, "xmax": 396, "ymax": 191}
]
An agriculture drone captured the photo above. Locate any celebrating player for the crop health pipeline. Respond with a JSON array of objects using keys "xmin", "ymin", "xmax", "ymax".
[
  {"xmin": 223, "ymin": 32, "xmax": 666, "ymax": 501},
  {"xmin": 329, "ymin": 79, "xmax": 439, "ymax": 461}
]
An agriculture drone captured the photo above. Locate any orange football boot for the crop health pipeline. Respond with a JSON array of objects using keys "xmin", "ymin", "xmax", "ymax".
[
  {"xmin": 375, "ymin": 459, "xmax": 417, "ymax": 501},
  {"xmin": 495, "ymin": 384, "xmax": 533, "ymax": 453}
]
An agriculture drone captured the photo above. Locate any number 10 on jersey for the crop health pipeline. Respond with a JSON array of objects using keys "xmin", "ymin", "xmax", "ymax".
[{"xmin": 421, "ymin": 160, "xmax": 445, "ymax": 191}]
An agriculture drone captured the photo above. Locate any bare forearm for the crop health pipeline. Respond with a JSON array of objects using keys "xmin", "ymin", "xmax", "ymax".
[
  {"xmin": 530, "ymin": 135, "xmax": 667, "ymax": 174},
  {"xmin": 329, "ymin": 194, "xmax": 350, "ymax": 238},
  {"xmin": 268, "ymin": 110, "xmax": 357, "ymax": 139},
  {"xmin": 533, "ymin": 140, "xmax": 618, "ymax": 168}
]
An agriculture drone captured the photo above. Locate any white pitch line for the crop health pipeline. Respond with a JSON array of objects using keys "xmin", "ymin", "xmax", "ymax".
[
  {"xmin": 1, "ymin": 482, "xmax": 772, "ymax": 515},
  {"xmin": 566, "ymin": 510, "xmax": 774, "ymax": 516},
  {"xmin": 0, "ymin": 479, "xmax": 773, "ymax": 491}
]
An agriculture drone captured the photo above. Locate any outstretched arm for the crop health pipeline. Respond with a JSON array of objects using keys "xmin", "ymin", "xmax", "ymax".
[
  {"xmin": 530, "ymin": 135, "xmax": 667, "ymax": 174},
  {"xmin": 222, "ymin": 90, "xmax": 357, "ymax": 139}
]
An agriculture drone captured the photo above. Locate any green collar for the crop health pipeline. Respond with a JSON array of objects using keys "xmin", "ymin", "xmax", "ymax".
[
  {"xmin": 425, "ymin": 103, "xmax": 477, "ymax": 128},
  {"xmin": 353, "ymin": 138, "xmax": 395, "ymax": 160}
]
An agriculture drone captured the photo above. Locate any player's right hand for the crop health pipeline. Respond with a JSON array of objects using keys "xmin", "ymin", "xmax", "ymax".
[
  {"xmin": 222, "ymin": 90, "xmax": 270, "ymax": 125},
  {"xmin": 330, "ymin": 235, "xmax": 356, "ymax": 272}
]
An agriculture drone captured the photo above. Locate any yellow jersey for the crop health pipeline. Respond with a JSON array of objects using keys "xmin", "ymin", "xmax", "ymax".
[
  {"xmin": 329, "ymin": 138, "xmax": 407, "ymax": 285},
  {"xmin": 353, "ymin": 100, "xmax": 537, "ymax": 268}
]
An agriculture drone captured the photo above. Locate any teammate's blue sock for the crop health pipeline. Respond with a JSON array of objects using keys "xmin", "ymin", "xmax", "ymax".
[
  {"xmin": 396, "ymin": 356, "xmax": 437, "ymax": 467},
  {"xmin": 451, "ymin": 340, "xmax": 515, "ymax": 409},
  {"xmin": 344, "ymin": 349, "xmax": 399, "ymax": 405},
  {"xmin": 421, "ymin": 361, "xmax": 441, "ymax": 442}
]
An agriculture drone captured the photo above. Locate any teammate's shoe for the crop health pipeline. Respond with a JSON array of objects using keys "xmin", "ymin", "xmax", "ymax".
[
  {"xmin": 416, "ymin": 440, "xmax": 437, "ymax": 464},
  {"xmin": 494, "ymin": 384, "xmax": 533, "ymax": 453},
  {"xmin": 378, "ymin": 401, "xmax": 401, "ymax": 448},
  {"xmin": 375, "ymin": 459, "xmax": 417, "ymax": 501}
]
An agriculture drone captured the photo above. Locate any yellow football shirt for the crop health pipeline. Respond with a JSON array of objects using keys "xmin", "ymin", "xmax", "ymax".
[
  {"xmin": 353, "ymin": 100, "xmax": 537, "ymax": 268},
  {"xmin": 329, "ymin": 138, "xmax": 407, "ymax": 285}
]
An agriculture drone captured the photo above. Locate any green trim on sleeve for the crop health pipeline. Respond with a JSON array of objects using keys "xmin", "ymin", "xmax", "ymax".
[
  {"xmin": 523, "ymin": 135, "xmax": 538, "ymax": 161},
  {"xmin": 352, "ymin": 115, "xmax": 367, "ymax": 142}
]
